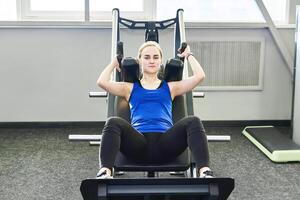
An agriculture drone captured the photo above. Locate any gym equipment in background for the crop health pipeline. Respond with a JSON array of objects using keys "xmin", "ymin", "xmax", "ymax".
[{"xmin": 242, "ymin": 4, "xmax": 300, "ymax": 162}]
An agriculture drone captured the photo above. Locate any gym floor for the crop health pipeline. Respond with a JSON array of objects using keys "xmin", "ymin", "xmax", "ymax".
[{"xmin": 0, "ymin": 125, "xmax": 299, "ymax": 200}]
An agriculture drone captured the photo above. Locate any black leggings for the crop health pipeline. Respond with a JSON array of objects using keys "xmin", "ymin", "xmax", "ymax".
[{"xmin": 99, "ymin": 116, "xmax": 209, "ymax": 170}]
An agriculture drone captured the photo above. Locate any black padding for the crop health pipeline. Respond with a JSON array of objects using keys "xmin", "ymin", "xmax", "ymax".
[
  {"xmin": 120, "ymin": 57, "xmax": 183, "ymax": 83},
  {"xmin": 164, "ymin": 59, "xmax": 187, "ymax": 123},
  {"xmin": 172, "ymin": 96, "xmax": 187, "ymax": 123},
  {"xmin": 121, "ymin": 57, "xmax": 140, "ymax": 82},
  {"xmin": 114, "ymin": 149, "xmax": 189, "ymax": 172},
  {"xmin": 115, "ymin": 57, "xmax": 139, "ymax": 123},
  {"xmin": 114, "ymin": 97, "xmax": 131, "ymax": 122},
  {"xmin": 164, "ymin": 58, "xmax": 183, "ymax": 82}
]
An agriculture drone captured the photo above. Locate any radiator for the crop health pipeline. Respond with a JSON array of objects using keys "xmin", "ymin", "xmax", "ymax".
[{"xmin": 189, "ymin": 39, "xmax": 265, "ymax": 91}]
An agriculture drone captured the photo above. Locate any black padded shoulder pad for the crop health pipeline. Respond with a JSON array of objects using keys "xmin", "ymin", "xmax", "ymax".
[
  {"xmin": 164, "ymin": 59, "xmax": 183, "ymax": 82},
  {"xmin": 121, "ymin": 57, "xmax": 140, "ymax": 83}
]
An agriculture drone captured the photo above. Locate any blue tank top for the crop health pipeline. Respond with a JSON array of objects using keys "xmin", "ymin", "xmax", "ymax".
[{"xmin": 129, "ymin": 80, "xmax": 173, "ymax": 133}]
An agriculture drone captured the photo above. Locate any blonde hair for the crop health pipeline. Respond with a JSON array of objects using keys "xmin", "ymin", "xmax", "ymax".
[{"xmin": 138, "ymin": 41, "xmax": 163, "ymax": 59}]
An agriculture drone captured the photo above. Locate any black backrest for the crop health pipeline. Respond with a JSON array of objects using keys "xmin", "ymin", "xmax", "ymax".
[
  {"xmin": 114, "ymin": 58, "xmax": 139, "ymax": 122},
  {"xmin": 114, "ymin": 57, "xmax": 187, "ymax": 124},
  {"xmin": 164, "ymin": 59, "xmax": 187, "ymax": 123}
]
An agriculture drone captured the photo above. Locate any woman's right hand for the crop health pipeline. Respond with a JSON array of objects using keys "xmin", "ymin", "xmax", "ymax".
[{"xmin": 111, "ymin": 57, "xmax": 121, "ymax": 72}]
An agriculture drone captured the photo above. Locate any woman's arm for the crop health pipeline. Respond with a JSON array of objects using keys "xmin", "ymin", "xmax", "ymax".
[
  {"xmin": 97, "ymin": 58, "xmax": 132, "ymax": 100},
  {"xmin": 168, "ymin": 45, "xmax": 205, "ymax": 99}
]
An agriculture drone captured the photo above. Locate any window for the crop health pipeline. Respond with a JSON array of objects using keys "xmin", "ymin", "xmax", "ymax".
[
  {"xmin": 89, "ymin": 0, "xmax": 153, "ymax": 21},
  {"xmin": 20, "ymin": 0, "xmax": 85, "ymax": 21},
  {"xmin": 0, "ymin": 0, "xmax": 17, "ymax": 20},
  {"xmin": 0, "ymin": 0, "xmax": 289, "ymax": 24},
  {"xmin": 262, "ymin": 0, "xmax": 288, "ymax": 23},
  {"xmin": 30, "ymin": 0, "xmax": 84, "ymax": 11},
  {"xmin": 16, "ymin": 0, "xmax": 152, "ymax": 21},
  {"xmin": 157, "ymin": 0, "xmax": 287, "ymax": 23}
]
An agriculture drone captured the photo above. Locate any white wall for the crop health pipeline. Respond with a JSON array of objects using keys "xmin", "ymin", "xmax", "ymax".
[
  {"xmin": 0, "ymin": 27, "xmax": 295, "ymax": 122},
  {"xmin": 193, "ymin": 28, "xmax": 293, "ymax": 120}
]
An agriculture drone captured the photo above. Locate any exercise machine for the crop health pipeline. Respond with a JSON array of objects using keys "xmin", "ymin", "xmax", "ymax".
[
  {"xmin": 242, "ymin": 4, "xmax": 300, "ymax": 162},
  {"xmin": 77, "ymin": 8, "xmax": 234, "ymax": 200}
]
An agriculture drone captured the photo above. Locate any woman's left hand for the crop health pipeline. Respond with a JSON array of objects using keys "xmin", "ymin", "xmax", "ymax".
[{"xmin": 177, "ymin": 45, "xmax": 191, "ymax": 59}]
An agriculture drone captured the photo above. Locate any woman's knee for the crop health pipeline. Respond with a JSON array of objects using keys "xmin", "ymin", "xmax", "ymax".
[
  {"xmin": 185, "ymin": 115, "xmax": 202, "ymax": 124},
  {"xmin": 105, "ymin": 116, "xmax": 125, "ymax": 127},
  {"xmin": 102, "ymin": 116, "xmax": 127, "ymax": 135},
  {"xmin": 185, "ymin": 116, "xmax": 205, "ymax": 133}
]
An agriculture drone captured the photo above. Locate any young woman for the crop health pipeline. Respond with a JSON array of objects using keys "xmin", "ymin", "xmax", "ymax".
[{"xmin": 96, "ymin": 41, "xmax": 213, "ymax": 178}]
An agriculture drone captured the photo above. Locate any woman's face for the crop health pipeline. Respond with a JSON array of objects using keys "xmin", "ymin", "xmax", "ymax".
[{"xmin": 139, "ymin": 46, "xmax": 162, "ymax": 75}]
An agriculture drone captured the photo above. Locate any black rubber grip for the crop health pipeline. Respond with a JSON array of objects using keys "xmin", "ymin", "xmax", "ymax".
[
  {"xmin": 178, "ymin": 42, "xmax": 187, "ymax": 53},
  {"xmin": 117, "ymin": 41, "xmax": 123, "ymax": 65}
]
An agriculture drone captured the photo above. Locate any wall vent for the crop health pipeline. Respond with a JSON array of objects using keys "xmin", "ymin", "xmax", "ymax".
[{"xmin": 189, "ymin": 39, "xmax": 265, "ymax": 91}]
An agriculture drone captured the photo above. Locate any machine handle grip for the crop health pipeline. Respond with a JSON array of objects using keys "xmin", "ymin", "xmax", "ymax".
[
  {"xmin": 178, "ymin": 42, "xmax": 187, "ymax": 54},
  {"xmin": 117, "ymin": 41, "xmax": 123, "ymax": 67}
]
